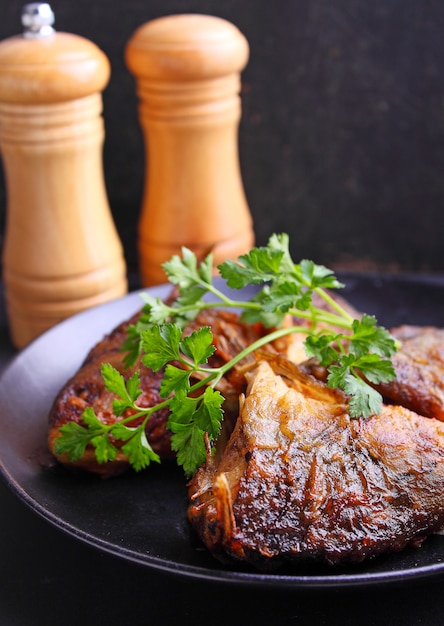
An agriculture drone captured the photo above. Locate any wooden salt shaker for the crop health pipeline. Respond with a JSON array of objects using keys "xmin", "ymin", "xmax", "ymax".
[
  {"xmin": 0, "ymin": 3, "xmax": 127, "ymax": 348},
  {"xmin": 125, "ymin": 14, "xmax": 255, "ymax": 286}
]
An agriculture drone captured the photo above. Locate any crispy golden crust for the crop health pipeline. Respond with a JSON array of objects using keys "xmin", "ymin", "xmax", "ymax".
[
  {"xmin": 376, "ymin": 325, "xmax": 444, "ymax": 421},
  {"xmin": 188, "ymin": 357, "xmax": 444, "ymax": 569}
]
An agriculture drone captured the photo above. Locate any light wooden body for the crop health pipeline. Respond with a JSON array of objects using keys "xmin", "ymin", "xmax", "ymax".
[
  {"xmin": 0, "ymin": 31, "xmax": 127, "ymax": 348},
  {"xmin": 125, "ymin": 14, "xmax": 254, "ymax": 286}
]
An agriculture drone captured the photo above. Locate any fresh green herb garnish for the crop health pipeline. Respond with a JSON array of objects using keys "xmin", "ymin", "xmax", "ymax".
[{"xmin": 55, "ymin": 233, "xmax": 398, "ymax": 477}]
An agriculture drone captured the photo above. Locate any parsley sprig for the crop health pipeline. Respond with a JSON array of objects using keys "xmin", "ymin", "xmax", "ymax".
[{"xmin": 55, "ymin": 233, "xmax": 398, "ymax": 477}]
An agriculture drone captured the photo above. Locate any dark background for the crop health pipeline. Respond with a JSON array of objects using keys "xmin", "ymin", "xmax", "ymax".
[
  {"xmin": 3, "ymin": 5, "xmax": 444, "ymax": 624},
  {"xmin": 1, "ymin": 0, "xmax": 444, "ymax": 278}
]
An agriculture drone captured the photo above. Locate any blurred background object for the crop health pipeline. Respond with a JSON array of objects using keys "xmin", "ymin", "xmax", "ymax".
[
  {"xmin": 0, "ymin": 2, "xmax": 127, "ymax": 347},
  {"xmin": 125, "ymin": 13, "xmax": 254, "ymax": 286},
  {"xmin": 1, "ymin": 0, "xmax": 444, "ymax": 280}
]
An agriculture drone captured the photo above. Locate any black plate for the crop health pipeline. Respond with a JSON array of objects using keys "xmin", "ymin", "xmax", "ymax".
[{"xmin": 2, "ymin": 273, "xmax": 444, "ymax": 589}]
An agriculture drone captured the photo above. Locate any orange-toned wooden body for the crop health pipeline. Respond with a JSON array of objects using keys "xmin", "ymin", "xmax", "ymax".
[
  {"xmin": 125, "ymin": 14, "xmax": 254, "ymax": 286},
  {"xmin": 0, "ymin": 31, "xmax": 127, "ymax": 348}
]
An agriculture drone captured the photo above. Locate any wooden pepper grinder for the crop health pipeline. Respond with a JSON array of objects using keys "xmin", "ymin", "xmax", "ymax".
[
  {"xmin": 0, "ymin": 3, "xmax": 127, "ymax": 348},
  {"xmin": 125, "ymin": 14, "xmax": 255, "ymax": 286}
]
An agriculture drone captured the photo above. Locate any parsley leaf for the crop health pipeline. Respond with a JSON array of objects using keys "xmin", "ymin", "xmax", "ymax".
[
  {"xmin": 181, "ymin": 326, "xmax": 215, "ymax": 364},
  {"xmin": 121, "ymin": 428, "xmax": 160, "ymax": 472},
  {"xmin": 168, "ymin": 387, "xmax": 224, "ymax": 476},
  {"xmin": 55, "ymin": 421, "xmax": 96, "ymax": 460},
  {"xmin": 141, "ymin": 324, "xmax": 183, "ymax": 370},
  {"xmin": 340, "ymin": 374, "xmax": 384, "ymax": 418}
]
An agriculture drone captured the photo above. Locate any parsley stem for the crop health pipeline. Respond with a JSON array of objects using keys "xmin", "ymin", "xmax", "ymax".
[
  {"xmin": 168, "ymin": 296, "xmax": 353, "ymax": 331},
  {"xmin": 313, "ymin": 287, "xmax": 355, "ymax": 323},
  {"xmin": 286, "ymin": 306, "xmax": 352, "ymax": 329},
  {"xmin": 197, "ymin": 325, "xmax": 310, "ymax": 378},
  {"xmin": 202, "ymin": 280, "xmax": 237, "ymax": 306},
  {"xmin": 119, "ymin": 402, "xmax": 170, "ymax": 422}
]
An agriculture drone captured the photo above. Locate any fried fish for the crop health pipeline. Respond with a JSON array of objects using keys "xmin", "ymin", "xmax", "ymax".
[{"xmin": 188, "ymin": 356, "xmax": 444, "ymax": 569}]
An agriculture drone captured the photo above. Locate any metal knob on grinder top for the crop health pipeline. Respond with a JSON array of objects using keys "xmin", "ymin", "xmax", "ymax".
[{"xmin": 21, "ymin": 2, "xmax": 55, "ymax": 38}]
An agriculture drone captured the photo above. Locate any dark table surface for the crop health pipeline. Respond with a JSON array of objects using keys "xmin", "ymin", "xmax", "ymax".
[{"xmin": 2, "ymin": 275, "xmax": 444, "ymax": 626}]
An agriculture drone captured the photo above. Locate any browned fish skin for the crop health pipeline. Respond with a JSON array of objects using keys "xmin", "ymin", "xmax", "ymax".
[
  {"xmin": 47, "ymin": 308, "xmax": 271, "ymax": 476},
  {"xmin": 375, "ymin": 325, "xmax": 444, "ymax": 421},
  {"xmin": 188, "ymin": 357, "xmax": 444, "ymax": 569}
]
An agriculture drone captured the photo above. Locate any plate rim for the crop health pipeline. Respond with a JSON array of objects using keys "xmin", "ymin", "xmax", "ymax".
[{"xmin": 2, "ymin": 275, "xmax": 444, "ymax": 589}]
